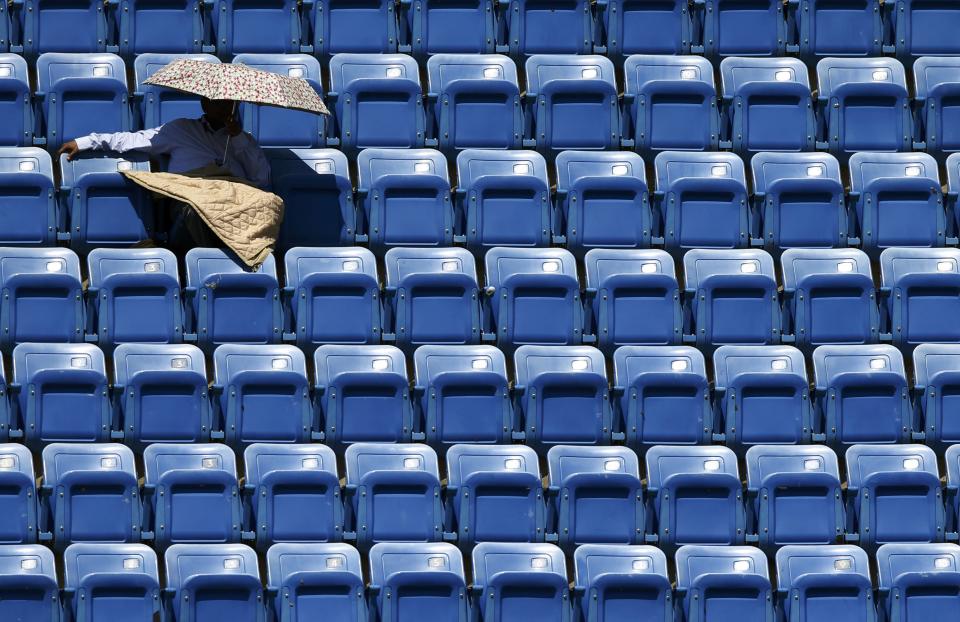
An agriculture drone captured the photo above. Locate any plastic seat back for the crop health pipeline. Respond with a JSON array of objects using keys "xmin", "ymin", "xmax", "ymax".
[
  {"xmin": 63, "ymin": 543, "xmax": 160, "ymax": 622},
  {"xmin": 675, "ymin": 545, "xmax": 773, "ymax": 622},
  {"xmin": 472, "ymin": 543, "xmax": 571, "ymax": 622},
  {"xmin": 213, "ymin": 0, "xmax": 299, "ymax": 56},
  {"xmin": 0, "ymin": 56, "xmax": 34, "ymax": 146},
  {"xmin": 20, "ymin": 0, "xmax": 110, "ymax": 56},
  {"xmin": 501, "ymin": 0, "xmax": 592, "ymax": 56},
  {"xmin": 893, "ymin": 0, "xmax": 960, "ymax": 60},
  {"xmin": 914, "ymin": 57, "xmax": 960, "ymax": 158},
  {"xmin": 795, "ymin": 0, "xmax": 882, "ymax": 60},
  {"xmin": 0, "ymin": 148, "xmax": 55, "ymax": 245},
  {"xmin": 369, "ymin": 543, "xmax": 468, "ymax": 621},
  {"xmin": 310, "ymin": 0, "xmax": 398, "ymax": 58},
  {"xmin": 776, "ymin": 545, "xmax": 874, "ymax": 622},
  {"xmin": 573, "ymin": 544, "xmax": 671, "ymax": 622},
  {"xmin": 404, "ymin": 0, "xmax": 496, "ymax": 57},
  {"xmin": 876, "ymin": 543, "xmax": 960, "ymax": 621},
  {"xmin": 0, "ymin": 545, "xmax": 60, "ymax": 621},
  {"xmin": 0, "ymin": 445, "xmax": 37, "ymax": 544},
  {"xmin": 133, "ymin": 53, "xmax": 218, "ymax": 128},
  {"xmin": 118, "ymin": 0, "xmax": 206, "ymax": 58},
  {"xmin": 266, "ymin": 543, "xmax": 365, "ymax": 622},
  {"xmin": 602, "ymin": 0, "xmax": 691, "ymax": 59},
  {"xmin": 164, "ymin": 544, "xmax": 263, "ymax": 621},
  {"xmin": 880, "ymin": 248, "xmax": 960, "ymax": 348},
  {"xmin": 233, "ymin": 55, "xmax": 325, "ymax": 147},
  {"xmin": 703, "ymin": 0, "xmax": 787, "ymax": 58},
  {"xmin": 269, "ymin": 151, "xmax": 354, "ymax": 250},
  {"xmin": 0, "ymin": 248, "xmax": 83, "ymax": 349},
  {"xmin": 915, "ymin": 344, "xmax": 960, "ymax": 450}
]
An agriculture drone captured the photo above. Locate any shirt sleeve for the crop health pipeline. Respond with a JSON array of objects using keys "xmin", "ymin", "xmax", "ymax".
[{"xmin": 74, "ymin": 124, "xmax": 177, "ymax": 155}]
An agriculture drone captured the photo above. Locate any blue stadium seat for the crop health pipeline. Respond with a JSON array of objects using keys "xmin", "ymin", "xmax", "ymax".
[
  {"xmin": 266, "ymin": 543, "xmax": 366, "ymax": 622},
  {"xmin": 0, "ymin": 148, "xmax": 56, "ymax": 245},
  {"xmin": 845, "ymin": 444, "xmax": 944, "ymax": 548},
  {"xmin": 213, "ymin": 344, "xmax": 312, "ymax": 447},
  {"xmin": 113, "ymin": 343, "xmax": 211, "ymax": 447},
  {"xmin": 243, "ymin": 444, "xmax": 341, "ymax": 550},
  {"xmin": 891, "ymin": 1, "xmax": 960, "ymax": 62},
  {"xmin": 133, "ymin": 53, "xmax": 218, "ymax": 129},
  {"xmin": 16, "ymin": 0, "xmax": 113, "ymax": 57},
  {"xmin": 40, "ymin": 443, "xmax": 141, "ymax": 548},
  {"xmin": 781, "ymin": 249, "xmax": 879, "ymax": 350},
  {"xmin": 816, "ymin": 58, "xmax": 911, "ymax": 158},
  {"xmin": 793, "ymin": 0, "xmax": 883, "ymax": 60},
  {"xmin": 164, "ymin": 544, "xmax": 263, "ymax": 622},
  {"xmin": 0, "ymin": 545, "xmax": 60, "ymax": 621},
  {"xmin": 750, "ymin": 152, "xmax": 845, "ymax": 250},
  {"xmin": 915, "ymin": 345, "xmax": 960, "ymax": 451},
  {"xmin": 879, "ymin": 248, "xmax": 960, "ymax": 349},
  {"xmin": 682, "ymin": 249, "xmax": 780, "ymax": 348},
  {"xmin": 584, "ymin": 249, "xmax": 682, "ymax": 352},
  {"xmin": 308, "ymin": 0, "xmax": 398, "ymax": 59},
  {"xmin": 63, "ymin": 543, "xmax": 160, "ymax": 622},
  {"xmin": 86, "ymin": 248, "xmax": 182, "ymax": 347},
  {"xmin": 554, "ymin": 151, "xmax": 652, "ymax": 255},
  {"xmin": 143, "ymin": 443, "xmax": 249, "ymax": 548},
  {"xmin": 655, "ymin": 152, "xmax": 750, "ymax": 251},
  {"xmin": 0, "ymin": 55, "xmax": 33, "ymax": 146},
  {"xmin": 515, "ymin": 345, "xmax": 612, "ymax": 448},
  {"xmin": 344, "ymin": 443, "xmax": 443, "ymax": 550},
  {"xmin": 233, "ymin": 54, "xmax": 326, "ymax": 148},
  {"xmin": 500, "ymin": 0, "xmax": 592, "ymax": 56},
  {"xmin": 35, "ymin": 53, "xmax": 130, "ymax": 147},
  {"xmin": 948, "ymin": 445, "xmax": 960, "ymax": 536},
  {"xmin": 355, "ymin": 148, "xmax": 453, "ymax": 250},
  {"xmin": 369, "ymin": 543, "xmax": 468, "ymax": 620},
  {"xmin": 776, "ymin": 545, "xmax": 875, "ymax": 622},
  {"xmin": 0, "ymin": 445, "xmax": 37, "ymax": 544},
  {"xmin": 11, "ymin": 343, "xmax": 110, "ymax": 446},
  {"xmin": 384, "ymin": 247, "xmax": 482, "ymax": 349},
  {"xmin": 849, "ymin": 152, "xmax": 945, "ymax": 254},
  {"xmin": 445, "ymin": 444, "xmax": 543, "ymax": 546},
  {"xmin": 914, "ymin": 57, "xmax": 960, "ymax": 159},
  {"xmin": 624, "ymin": 55, "xmax": 719, "ymax": 156},
  {"xmin": 329, "ymin": 54, "xmax": 425, "ymax": 152},
  {"xmin": 573, "ymin": 544, "xmax": 672, "ymax": 622},
  {"xmin": 403, "ymin": 0, "xmax": 496, "ymax": 57},
  {"xmin": 525, "ymin": 55, "xmax": 620, "ymax": 154},
  {"xmin": 425, "ymin": 54, "xmax": 522, "ymax": 152},
  {"xmin": 283, "ymin": 247, "xmax": 380, "ymax": 350},
  {"xmin": 484, "ymin": 247, "xmax": 582, "ymax": 350},
  {"xmin": 701, "ymin": 0, "xmax": 788, "ymax": 58},
  {"xmin": 314, "ymin": 345, "xmax": 413, "ymax": 445},
  {"xmin": 413, "ymin": 345, "xmax": 513, "ymax": 446},
  {"xmin": 117, "ymin": 0, "xmax": 207, "ymax": 58},
  {"xmin": 675, "ymin": 545, "xmax": 773, "ymax": 622},
  {"xmin": 547, "ymin": 446, "xmax": 644, "ymax": 550},
  {"xmin": 0, "ymin": 248, "xmax": 83, "ymax": 350},
  {"xmin": 646, "ymin": 446, "xmax": 745, "ymax": 549},
  {"xmin": 720, "ymin": 58, "xmax": 815, "ymax": 155},
  {"xmin": 714, "ymin": 345, "xmax": 812, "ymax": 449},
  {"xmin": 813, "ymin": 345, "xmax": 911, "ymax": 447},
  {"xmin": 613, "ymin": 345, "xmax": 712, "ymax": 450},
  {"xmin": 456, "ymin": 149, "xmax": 550, "ymax": 251},
  {"xmin": 213, "ymin": 0, "xmax": 300, "ymax": 57},
  {"xmin": 599, "ymin": 0, "xmax": 692, "ymax": 60},
  {"xmin": 184, "ymin": 248, "xmax": 282, "ymax": 351},
  {"xmin": 472, "ymin": 543, "xmax": 571, "ymax": 621},
  {"xmin": 745, "ymin": 445, "xmax": 844, "ymax": 550},
  {"xmin": 876, "ymin": 543, "xmax": 960, "ymax": 621}
]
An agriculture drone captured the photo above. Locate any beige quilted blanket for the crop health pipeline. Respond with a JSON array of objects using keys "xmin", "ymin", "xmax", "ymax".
[{"xmin": 122, "ymin": 166, "xmax": 284, "ymax": 268}]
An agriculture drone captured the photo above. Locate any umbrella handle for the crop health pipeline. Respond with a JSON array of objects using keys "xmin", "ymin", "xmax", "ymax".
[{"xmin": 218, "ymin": 101, "xmax": 238, "ymax": 167}]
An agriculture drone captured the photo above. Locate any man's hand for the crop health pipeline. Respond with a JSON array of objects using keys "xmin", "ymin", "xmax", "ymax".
[
  {"xmin": 225, "ymin": 117, "xmax": 243, "ymax": 137},
  {"xmin": 56, "ymin": 140, "xmax": 80, "ymax": 161}
]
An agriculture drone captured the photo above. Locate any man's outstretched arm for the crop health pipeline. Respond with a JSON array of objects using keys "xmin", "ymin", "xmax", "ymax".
[{"xmin": 56, "ymin": 126, "xmax": 166, "ymax": 161}]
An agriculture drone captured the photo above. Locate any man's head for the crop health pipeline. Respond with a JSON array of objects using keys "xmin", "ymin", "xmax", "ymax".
[{"xmin": 200, "ymin": 97, "xmax": 238, "ymax": 126}]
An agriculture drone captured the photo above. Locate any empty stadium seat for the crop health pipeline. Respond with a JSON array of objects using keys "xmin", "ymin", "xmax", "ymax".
[
  {"xmin": 702, "ymin": 0, "xmax": 788, "ymax": 58},
  {"xmin": 599, "ymin": 0, "xmax": 692, "ymax": 59},
  {"xmin": 11, "ymin": 343, "xmax": 110, "ymax": 446},
  {"xmin": 426, "ymin": 54, "xmax": 522, "ymax": 152},
  {"xmin": 573, "ymin": 544, "xmax": 672, "ymax": 622},
  {"xmin": 344, "ymin": 443, "xmax": 443, "ymax": 550},
  {"xmin": 720, "ymin": 58, "xmax": 815, "ymax": 155},
  {"xmin": 891, "ymin": 1, "xmax": 960, "ymax": 61},
  {"xmin": 369, "ymin": 543, "xmax": 469, "ymax": 620},
  {"xmin": 845, "ymin": 444, "xmax": 944, "ymax": 548},
  {"xmin": 624, "ymin": 55, "xmax": 719, "ymax": 155},
  {"xmin": 947, "ymin": 445, "xmax": 960, "ymax": 534},
  {"xmin": 714, "ymin": 345, "xmax": 813, "ymax": 449},
  {"xmin": 914, "ymin": 57, "xmax": 960, "ymax": 159},
  {"xmin": 471, "ymin": 543, "xmax": 570, "ymax": 620},
  {"xmin": 914, "ymin": 344, "xmax": 960, "ymax": 451},
  {"xmin": 876, "ymin": 543, "xmax": 960, "ymax": 620},
  {"xmin": 233, "ymin": 54, "xmax": 326, "ymax": 148},
  {"xmin": 40, "ymin": 443, "xmax": 141, "ymax": 548},
  {"xmin": 655, "ymin": 152, "xmax": 750, "ymax": 251},
  {"xmin": 86, "ymin": 248, "xmax": 182, "ymax": 347},
  {"xmin": 456, "ymin": 149, "xmax": 550, "ymax": 251},
  {"xmin": 133, "ymin": 53, "xmax": 218, "ymax": 128},
  {"xmin": 266, "ymin": 543, "xmax": 367, "ymax": 622},
  {"xmin": 515, "ymin": 345, "xmax": 612, "ymax": 448},
  {"xmin": 776, "ymin": 545, "xmax": 874, "ymax": 622},
  {"xmin": 446, "ymin": 445, "xmax": 543, "ymax": 546},
  {"xmin": 314, "ymin": 345, "xmax": 413, "ymax": 445},
  {"xmin": 402, "ymin": 0, "xmax": 496, "ymax": 57},
  {"xmin": 384, "ymin": 247, "xmax": 482, "ymax": 349},
  {"xmin": 781, "ymin": 249, "xmax": 879, "ymax": 350},
  {"xmin": 547, "ymin": 445, "xmax": 645, "ymax": 549},
  {"xmin": 213, "ymin": 0, "xmax": 300, "ymax": 56},
  {"xmin": 0, "ymin": 55, "xmax": 33, "ymax": 146},
  {"xmin": 243, "ymin": 443, "xmax": 341, "ymax": 550},
  {"xmin": 117, "ymin": 0, "xmax": 208, "ymax": 58},
  {"xmin": 682, "ymin": 249, "xmax": 780, "ymax": 348},
  {"xmin": 184, "ymin": 248, "xmax": 282, "ymax": 350},
  {"xmin": 501, "ymin": 0, "xmax": 592, "ymax": 56},
  {"xmin": 675, "ymin": 545, "xmax": 773, "ymax": 622},
  {"xmin": 613, "ymin": 345, "xmax": 712, "ymax": 449},
  {"xmin": 0, "ymin": 444, "xmax": 37, "ymax": 544},
  {"xmin": 793, "ymin": 0, "xmax": 883, "ymax": 60},
  {"xmin": 329, "ymin": 54, "xmax": 425, "ymax": 152},
  {"xmin": 750, "ymin": 152, "xmax": 846, "ymax": 250},
  {"xmin": 0, "ymin": 148, "xmax": 56, "ymax": 245},
  {"xmin": 213, "ymin": 344, "xmax": 312, "ymax": 446},
  {"xmin": 355, "ymin": 148, "xmax": 453, "ymax": 250},
  {"xmin": 308, "ymin": 0, "xmax": 398, "ymax": 59},
  {"xmin": 283, "ymin": 247, "xmax": 380, "ymax": 349},
  {"xmin": 525, "ymin": 55, "xmax": 620, "ymax": 154},
  {"xmin": 816, "ymin": 58, "xmax": 911, "ymax": 158},
  {"xmin": 113, "ymin": 343, "xmax": 211, "ymax": 447},
  {"xmin": 0, "ymin": 545, "xmax": 60, "ymax": 621},
  {"xmin": 555, "ymin": 151, "xmax": 652, "ymax": 255},
  {"xmin": 880, "ymin": 248, "xmax": 960, "ymax": 349},
  {"xmin": 646, "ymin": 446, "xmax": 745, "ymax": 549},
  {"xmin": 584, "ymin": 249, "xmax": 682, "ymax": 352},
  {"xmin": 164, "ymin": 544, "xmax": 263, "ymax": 621},
  {"xmin": 413, "ymin": 345, "xmax": 513, "ymax": 446},
  {"xmin": 484, "ymin": 247, "xmax": 582, "ymax": 350},
  {"xmin": 143, "ymin": 443, "xmax": 249, "ymax": 548},
  {"xmin": 813, "ymin": 345, "xmax": 911, "ymax": 447},
  {"xmin": 17, "ymin": 0, "xmax": 113, "ymax": 57},
  {"xmin": 745, "ymin": 445, "xmax": 844, "ymax": 550},
  {"xmin": 63, "ymin": 543, "xmax": 160, "ymax": 621},
  {"xmin": 0, "ymin": 247, "xmax": 83, "ymax": 350}
]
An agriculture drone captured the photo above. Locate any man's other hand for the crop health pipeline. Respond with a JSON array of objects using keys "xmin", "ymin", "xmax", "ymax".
[{"xmin": 56, "ymin": 140, "xmax": 80, "ymax": 161}]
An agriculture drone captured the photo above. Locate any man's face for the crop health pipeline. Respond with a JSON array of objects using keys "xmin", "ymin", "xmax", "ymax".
[{"xmin": 201, "ymin": 98, "xmax": 237, "ymax": 124}]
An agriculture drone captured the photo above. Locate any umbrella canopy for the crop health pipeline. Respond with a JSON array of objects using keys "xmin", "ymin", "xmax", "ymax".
[{"xmin": 144, "ymin": 59, "xmax": 329, "ymax": 115}]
